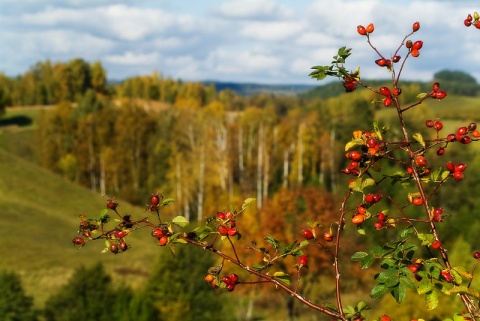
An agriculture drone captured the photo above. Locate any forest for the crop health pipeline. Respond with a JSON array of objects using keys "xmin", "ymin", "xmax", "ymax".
[{"xmin": 1, "ymin": 58, "xmax": 480, "ymax": 320}]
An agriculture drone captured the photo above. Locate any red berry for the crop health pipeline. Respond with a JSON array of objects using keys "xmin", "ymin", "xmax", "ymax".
[
  {"xmin": 348, "ymin": 161, "xmax": 359, "ymax": 170},
  {"xmin": 158, "ymin": 236, "xmax": 168, "ymax": 246},
  {"xmin": 119, "ymin": 241, "xmax": 128, "ymax": 252},
  {"xmin": 227, "ymin": 227, "xmax": 238, "ymax": 236},
  {"xmin": 216, "ymin": 212, "xmax": 226, "ymax": 220},
  {"xmin": 441, "ymin": 270, "xmax": 452, "ymax": 283},
  {"xmin": 412, "ymin": 21, "xmax": 420, "ymax": 32},
  {"xmin": 467, "ymin": 14, "xmax": 473, "ymax": 22},
  {"xmin": 433, "ymin": 207, "xmax": 443, "ymax": 215},
  {"xmin": 393, "ymin": 87, "xmax": 402, "ymax": 96},
  {"xmin": 379, "ymin": 87, "xmax": 392, "ymax": 97},
  {"xmin": 381, "ymin": 315, "xmax": 391, "ymax": 321},
  {"xmin": 73, "ymin": 237, "xmax": 85, "ymax": 245},
  {"xmin": 435, "ymin": 91, "xmax": 447, "ymax": 99},
  {"xmin": 375, "ymin": 58, "xmax": 387, "ymax": 67},
  {"xmin": 383, "ymin": 97, "xmax": 393, "ymax": 107},
  {"xmin": 432, "ymin": 82, "xmax": 440, "ymax": 91},
  {"xmin": 221, "ymin": 275, "xmax": 233, "ymax": 285},
  {"xmin": 152, "ymin": 228, "xmax": 164, "ymax": 239},
  {"xmin": 411, "ymin": 48, "xmax": 420, "ymax": 57},
  {"xmin": 107, "ymin": 200, "xmax": 118, "ymax": 210},
  {"xmin": 357, "ymin": 206, "xmax": 367, "ymax": 214},
  {"xmin": 114, "ymin": 230, "xmax": 128, "ymax": 239},
  {"xmin": 225, "ymin": 211, "xmax": 234, "ymax": 219},
  {"xmin": 351, "ymin": 214, "xmax": 366, "ymax": 225},
  {"xmin": 110, "ymin": 243, "xmax": 119, "ymax": 254},
  {"xmin": 473, "ymin": 251, "xmax": 480, "ymax": 259},
  {"xmin": 461, "ymin": 136, "xmax": 472, "ymax": 144},
  {"xmin": 434, "ymin": 121, "xmax": 444, "ymax": 131},
  {"xmin": 365, "ymin": 194, "xmax": 375, "ymax": 203},
  {"xmin": 425, "ymin": 120, "xmax": 435, "ymax": 128},
  {"xmin": 297, "ymin": 255, "xmax": 308, "ymax": 267},
  {"xmin": 416, "ymin": 156, "xmax": 427, "ymax": 167},
  {"xmin": 366, "ymin": 138, "xmax": 377, "ymax": 148},
  {"xmin": 446, "ymin": 133, "xmax": 456, "ymax": 141},
  {"xmin": 377, "ymin": 212, "xmax": 386, "ymax": 221},
  {"xmin": 453, "ymin": 171, "xmax": 464, "ymax": 181},
  {"xmin": 412, "ymin": 40, "xmax": 423, "ymax": 50},
  {"xmin": 468, "ymin": 122, "xmax": 477, "ymax": 132},
  {"xmin": 455, "ymin": 163, "xmax": 467, "ymax": 172},
  {"xmin": 465, "ymin": 19, "xmax": 472, "ymax": 27},
  {"xmin": 373, "ymin": 193, "xmax": 382, "ymax": 203},
  {"xmin": 229, "ymin": 273, "xmax": 239, "ymax": 284},
  {"xmin": 346, "ymin": 151, "xmax": 362, "ymax": 161},
  {"xmin": 302, "ymin": 229, "xmax": 315, "ymax": 240},
  {"xmin": 374, "ymin": 220, "xmax": 385, "ymax": 230},
  {"xmin": 457, "ymin": 126, "xmax": 468, "ymax": 135},
  {"xmin": 392, "ymin": 55, "xmax": 401, "ymax": 63},
  {"xmin": 408, "ymin": 263, "xmax": 421, "ymax": 273},
  {"xmin": 412, "ymin": 197, "xmax": 424, "ymax": 206},
  {"xmin": 323, "ymin": 232, "xmax": 334, "ymax": 242},
  {"xmin": 365, "ymin": 23, "xmax": 374, "ymax": 33},
  {"xmin": 446, "ymin": 161, "xmax": 455, "ymax": 172},
  {"xmin": 225, "ymin": 283, "xmax": 236, "ymax": 292},
  {"xmin": 150, "ymin": 194, "xmax": 161, "ymax": 206},
  {"xmin": 431, "ymin": 240, "xmax": 442, "ymax": 249},
  {"xmin": 433, "ymin": 214, "xmax": 443, "ymax": 222},
  {"xmin": 357, "ymin": 25, "xmax": 367, "ymax": 36},
  {"xmin": 217, "ymin": 225, "xmax": 229, "ymax": 235},
  {"xmin": 437, "ymin": 147, "xmax": 445, "ymax": 156}
]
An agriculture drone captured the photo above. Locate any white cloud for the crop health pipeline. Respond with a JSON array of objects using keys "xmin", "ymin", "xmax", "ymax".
[
  {"xmin": 105, "ymin": 52, "xmax": 159, "ymax": 65},
  {"xmin": 240, "ymin": 21, "xmax": 307, "ymax": 42},
  {"xmin": 215, "ymin": 0, "xmax": 292, "ymax": 19}
]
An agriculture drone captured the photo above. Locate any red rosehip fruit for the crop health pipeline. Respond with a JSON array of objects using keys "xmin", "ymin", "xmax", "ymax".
[
  {"xmin": 119, "ymin": 241, "xmax": 128, "ymax": 252},
  {"xmin": 374, "ymin": 220, "xmax": 385, "ymax": 230},
  {"xmin": 110, "ymin": 243, "xmax": 119, "ymax": 254},
  {"xmin": 152, "ymin": 228, "xmax": 164, "ymax": 239},
  {"xmin": 297, "ymin": 255, "xmax": 308, "ymax": 267},
  {"xmin": 150, "ymin": 194, "xmax": 161, "ymax": 206},
  {"xmin": 73, "ymin": 237, "xmax": 85, "ymax": 245},
  {"xmin": 412, "ymin": 40, "xmax": 423, "ymax": 50},
  {"xmin": 381, "ymin": 315, "xmax": 391, "ymax": 321},
  {"xmin": 365, "ymin": 23, "xmax": 374, "ymax": 33},
  {"xmin": 302, "ymin": 229, "xmax": 315, "ymax": 240},
  {"xmin": 323, "ymin": 232, "xmax": 334, "ymax": 242},
  {"xmin": 351, "ymin": 214, "xmax": 366, "ymax": 225},
  {"xmin": 383, "ymin": 97, "xmax": 393, "ymax": 107},
  {"xmin": 216, "ymin": 212, "xmax": 226, "ymax": 220},
  {"xmin": 217, "ymin": 225, "xmax": 229, "ymax": 235},
  {"xmin": 158, "ymin": 236, "xmax": 168, "ymax": 246},
  {"xmin": 225, "ymin": 211, "xmax": 234, "ymax": 219},
  {"xmin": 230, "ymin": 273, "xmax": 239, "ymax": 284},
  {"xmin": 437, "ymin": 147, "xmax": 445, "ymax": 156},
  {"xmin": 357, "ymin": 25, "xmax": 367, "ymax": 36},
  {"xmin": 227, "ymin": 227, "xmax": 238, "ymax": 236},
  {"xmin": 453, "ymin": 171, "xmax": 464, "ymax": 181},
  {"xmin": 435, "ymin": 91, "xmax": 447, "ymax": 99},
  {"xmin": 412, "ymin": 21, "xmax": 420, "ymax": 32},
  {"xmin": 434, "ymin": 121, "xmax": 444, "ymax": 131},
  {"xmin": 412, "ymin": 197, "xmax": 424, "ymax": 206},
  {"xmin": 446, "ymin": 161, "xmax": 455, "ymax": 172},
  {"xmin": 107, "ymin": 200, "xmax": 118, "ymax": 210},
  {"xmin": 425, "ymin": 120, "xmax": 435, "ymax": 128},
  {"xmin": 379, "ymin": 87, "xmax": 392, "ymax": 97},
  {"xmin": 416, "ymin": 156, "xmax": 427, "ymax": 167},
  {"xmin": 114, "ymin": 230, "xmax": 128, "ymax": 239},
  {"xmin": 431, "ymin": 240, "xmax": 442, "ymax": 249},
  {"xmin": 473, "ymin": 251, "xmax": 480, "ymax": 259}
]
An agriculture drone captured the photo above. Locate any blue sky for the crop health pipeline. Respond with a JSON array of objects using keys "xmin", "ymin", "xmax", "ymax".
[{"xmin": 0, "ymin": 0, "xmax": 478, "ymax": 84}]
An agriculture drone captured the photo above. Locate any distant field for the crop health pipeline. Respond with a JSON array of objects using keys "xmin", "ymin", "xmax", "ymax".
[{"xmin": 0, "ymin": 117, "xmax": 167, "ymax": 307}]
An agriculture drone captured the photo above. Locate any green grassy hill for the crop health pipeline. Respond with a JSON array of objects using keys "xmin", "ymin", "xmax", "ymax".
[{"xmin": 0, "ymin": 110, "xmax": 166, "ymax": 307}]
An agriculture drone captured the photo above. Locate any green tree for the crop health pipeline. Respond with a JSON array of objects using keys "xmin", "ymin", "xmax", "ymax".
[
  {"xmin": 143, "ymin": 245, "xmax": 229, "ymax": 321},
  {"xmin": 43, "ymin": 263, "xmax": 115, "ymax": 321},
  {"xmin": 0, "ymin": 271, "xmax": 37, "ymax": 321}
]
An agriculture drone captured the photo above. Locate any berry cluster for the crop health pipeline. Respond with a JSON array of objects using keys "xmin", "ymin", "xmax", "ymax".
[
  {"xmin": 221, "ymin": 273, "xmax": 240, "ymax": 292},
  {"xmin": 429, "ymin": 82, "xmax": 447, "ymax": 100},
  {"xmin": 406, "ymin": 39, "xmax": 423, "ymax": 58},
  {"xmin": 216, "ymin": 211, "xmax": 238, "ymax": 236},
  {"xmin": 464, "ymin": 12, "xmax": 480, "ymax": 28},
  {"xmin": 446, "ymin": 161, "xmax": 467, "ymax": 181}
]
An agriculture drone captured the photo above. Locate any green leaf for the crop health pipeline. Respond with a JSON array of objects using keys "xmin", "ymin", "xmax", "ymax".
[
  {"xmin": 370, "ymin": 283, "xmax": 389, "ymax": 298},
  {"xmin": 345, "ymin": 139, "xmax": 363, "ymax": 151},
  {"xmin": 264, "ymin": 236, "xmax": 280, "ymax": 250},
  {"xmin": 273, "ymin": 272, "xmax": 290, "ymax": 285},
  {"xmin": 392, "ymin": 282, "xmax": 407, "ymax": 303},
  {"xmin": 172, "ymin": 216, "xmax": 189, "ymax": 227},
  {"xmin": 351, "ymin": 251, "xmax": 368, "ymax": 261},
  {"xmin": 412, "ymin": 133, "xmax": 425, "ymax": 148},
  {"xmin": 417, "ymin": 92, "xmax": 428, "ymax": 98},
  {"xmin": 452, "ymin": 266, "xmax": 472, "ymax": 280},
  {"xmin": 360, "ymin": 255, "xmax": 375, "ymax": 269},
  {"xmin": 417, "ymin": 233, "xmax": 435, "ymax": 246},
  {"xmin": 425, "ymin": 290, "xmax": 439, "ymax": 310},
  {"xmin": 160, "ymin": 198, "xmax": 176, "ymax": 207},
  {"xmin": 417, "ymin": 280, "xmax": 432, "ymax": 294},
  {"xmin": 242, "ymin": 198, "xmax": 256, "ymax": 210},
  {"xmin": 361, "ymin": 178, "xmax": 375, "ymax": 189}
]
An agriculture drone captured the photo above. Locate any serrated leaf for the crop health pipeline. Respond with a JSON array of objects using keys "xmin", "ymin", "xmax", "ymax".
[
  {"xmin": 370, "ymin": 283, "xmax": 389, "ymax": 298},
  {"xmin": 264, "ymin": 236, "xmax": 280, "ymax": 250},
  {"xmin": 351, "ymin": 251, "xmax": 369, "ymax": 261},
  {"xmin": 412, "ymin": 133, "xmax": 425, "ymax": 148},
  {"xmin": 160, "ymin": 198, "xmax": 176, "ymax": 207},
  {"xmin": 360, "ymin": 255, "xmax": 375, "ymax": 269},
  {"xmin": 242, "ymin": 198, "xmax": 256, "ymax": 210},
  {"xmin": 172, "ymin": 216, "xmax": 189, "ymax": 227},
  {"xmin": 392, "ymin": 282, "xmax": 407, "ymax": 303},
  {"xmin": 361, "ymin": 178, "xmax": 375, "ymax": 189},
  {"xmin": 345, "ymin": 139, "xmax": 363, "ymax": 151},
  {"xmin": 452, "ymin": 266, "xmax": 472, "ymax": 280},
  {"xmin": 425, "ymin": 290, "xmax": 438, "ymax": 310},
  {"xmin": 417, "ymin": 280, "xmax": 432, "ymax": 294}
]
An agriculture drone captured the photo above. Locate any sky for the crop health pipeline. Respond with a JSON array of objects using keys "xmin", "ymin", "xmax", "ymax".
[{"xmin": 0, "ymin": 0, "xmax": 479, "ymax": 85}]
